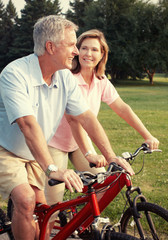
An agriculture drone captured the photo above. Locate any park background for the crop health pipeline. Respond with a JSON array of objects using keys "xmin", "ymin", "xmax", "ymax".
[{"xmin": 0, "ymin": 0, "xmax": 168, "ymax": 232}]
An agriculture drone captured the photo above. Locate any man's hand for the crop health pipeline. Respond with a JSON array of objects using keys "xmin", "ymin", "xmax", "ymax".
[
  {"xmin": 109, "ymin": 157, "xmax": 135, "ymax": 176},
  {"xmin": 49, "ymin": 169, "xmax": 83, "ymax": 193}
]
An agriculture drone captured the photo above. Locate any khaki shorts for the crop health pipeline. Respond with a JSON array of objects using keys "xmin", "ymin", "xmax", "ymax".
[
  {"xmin": 0, "ymin": 146, "xmax": 45, "ymax": 199},
  {"xmin": 45, "ymin": 145, "xmax": 106, "ymax": 222},
  {"xmin": 45, "ymin": 146, "xmax": 68, "ymax": 206},
  {"xmin": 45, "ymin": 146, "xmax": 68, "ymax": 222},
  {"xmin": 45, "ymin": 145, "xmax": 105, "ymax": 205}
]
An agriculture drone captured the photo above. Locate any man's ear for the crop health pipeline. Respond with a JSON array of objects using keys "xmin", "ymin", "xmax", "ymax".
[{"xmin": 45, "ymin": 41, "xmax": 55, "ymax": 55}]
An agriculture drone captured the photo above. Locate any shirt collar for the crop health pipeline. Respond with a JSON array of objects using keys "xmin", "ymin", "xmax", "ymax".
[
  {"xmin": 76, "ymin": 72, "xmax": 99, "ymax": 86},
  {"xmin": 30, "ymin": 54, "xmax": 58, "ymax": 88}
]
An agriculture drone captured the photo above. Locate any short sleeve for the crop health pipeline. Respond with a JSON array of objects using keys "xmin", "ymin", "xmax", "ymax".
[
  {"xmin": 0, "ymin": 65, "xmax": 34, "ymax": 124},
  {"xmin": 101, "ymin": 76, "xmax": 119, "ymax": 105}
]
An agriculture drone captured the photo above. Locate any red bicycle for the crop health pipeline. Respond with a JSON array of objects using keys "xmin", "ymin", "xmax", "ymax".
[{"xmin": 5, "ymin": 144, "xmax": 168, "ymax": 239}]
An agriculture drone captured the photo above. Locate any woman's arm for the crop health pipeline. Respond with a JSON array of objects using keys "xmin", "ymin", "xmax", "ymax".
[
  {"xmin": 109, "ymin": 97, "xmax": 159, "ymax": 149},
  {"xmin": 66, "ymin": 110, "xmax": 135, "ymax": 176},
  {"xmin": 65, "ymin": 114, "xmax": 107, "ymax": 168}
]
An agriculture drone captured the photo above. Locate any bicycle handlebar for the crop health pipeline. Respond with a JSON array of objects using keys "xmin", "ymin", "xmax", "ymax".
[
  {"xmin": 48, "ymin": 143, "xmax": 162, "ymax": 187},
  {"xmin": 49, "ymin": 161, "xmax": 129, "ymax": 187},
  {"xmin": 121, "ymin": 143, "xmax": 162, "ymax": 162},
  {"xmin": 90, "ymin": 143, "xmax": 161, "ymax": 167},
  {"xmin": 48, "ymin": 162, "xmax": 124, "ymax": 187}
]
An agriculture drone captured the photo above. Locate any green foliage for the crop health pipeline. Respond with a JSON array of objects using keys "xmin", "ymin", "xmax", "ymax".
[
  {"xmin": 65, "ymin": 0, "xmax": 168, "ymax": 83},
  {"xmin": 0, "ymin": 0, "xmax": 17, "ymax": 70},
  {"xmin": 66, "ymin": 0, "xmax": 94, "ymax": 34},
  {"xmin": 9, "ymin": 0, "xmax": 61, "ymax": 60},
  {"xmin": 157, "ymin": 0, "xmax": 168, "ymax": 71},
  {"xmin": 0, "ymin": 0, "xmax": 168, "ymax": 80},
  {"xmin": 0, "ymin": 0, "xmax": 61, "ymax": 71},
  {"xmin": 0, "ymin": 0, "xmax": 6, "ymax": 41},
  {"xmin": 80, "ymin": 0, "xmax": 105, "ymax": 32},
  {"xmin": 104, "ymin": 0, "xmax": 139, "ymax": 80}
]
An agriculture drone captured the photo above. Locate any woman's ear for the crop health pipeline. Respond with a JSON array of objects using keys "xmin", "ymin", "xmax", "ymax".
[{"xmin": 101, "ymin": 52, "xmax": 104, "ymax": 60}]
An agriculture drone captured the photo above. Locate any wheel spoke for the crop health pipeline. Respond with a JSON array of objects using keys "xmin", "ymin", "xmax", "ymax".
[{"xmin": 121, "ymin": 202, "xmax": 168, "ymax": 239}]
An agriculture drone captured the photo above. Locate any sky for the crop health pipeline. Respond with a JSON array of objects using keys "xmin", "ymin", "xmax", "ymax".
[{"xmin": 2, "ymin": 0, "xmax": 159, "ymax": 17}]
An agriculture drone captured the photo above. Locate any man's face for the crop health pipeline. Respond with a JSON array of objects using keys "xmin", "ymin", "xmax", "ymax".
[{"xmin": 53, "ymin": 27, "xmax": 79, "ymax": 70}]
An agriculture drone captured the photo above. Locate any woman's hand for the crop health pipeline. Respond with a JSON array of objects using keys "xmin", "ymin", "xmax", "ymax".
[
  {"xmin": 86, "ymin": 154, "xmax": 108, "ymax": 168},
  {"xmin": 144, "ymin": 136, "xmax": 159, "ymax": 150}
]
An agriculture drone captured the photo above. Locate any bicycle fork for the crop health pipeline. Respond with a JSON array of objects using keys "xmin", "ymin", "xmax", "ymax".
[{"xmin": 126, "ymin": 186, "xmax": 158, "ymax": 240}]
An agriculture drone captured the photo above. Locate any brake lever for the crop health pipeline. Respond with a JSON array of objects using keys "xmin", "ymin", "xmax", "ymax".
[
  {"xmin": 144, "ymin": 149, "xmax": 162, "ymax": 154},
  {"xmin": 108, "ymin": 162, "xmax": 125, "ymax": 173},
  {"xmin": 89, "ymin": 162, "xmax": 96, "ymax": 168},
  {"xmin": 141, "ymin": 143, "xmax": 162, "ymax": 154}
]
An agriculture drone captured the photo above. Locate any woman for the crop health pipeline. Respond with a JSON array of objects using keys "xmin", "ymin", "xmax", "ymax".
[{"xmin": 46, "ymin": 29, "xmax": 159, "ymax": 212}]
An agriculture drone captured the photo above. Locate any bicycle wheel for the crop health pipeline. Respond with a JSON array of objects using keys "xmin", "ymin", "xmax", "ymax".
[
  {"xmin": 101, "ymin": 224, "xmax": 139, "ymax": 240},
  {"xmin": 120, "ymin": 202, "xmax": 168, "ymax": 240},
  {"xmin": 7, "ymin": 198, "xmax": 13, "ymax": 222},
  {"xmin": 108, "ymin": 232, "xmax": 140, "ymax": 240},
  {"xmin": 0, "ymin": 208, "xmax": 14, "ymax": 240}
]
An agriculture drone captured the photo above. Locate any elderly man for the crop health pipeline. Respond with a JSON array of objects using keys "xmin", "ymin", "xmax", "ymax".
[{"xmin": 0, "ymin": 15, "xmax": 134, "ymax": 239}]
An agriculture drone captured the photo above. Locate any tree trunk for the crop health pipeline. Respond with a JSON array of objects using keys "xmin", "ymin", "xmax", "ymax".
[{"xmin": 144, "ymin": 68, "xmax": 155, "ymax": 85}]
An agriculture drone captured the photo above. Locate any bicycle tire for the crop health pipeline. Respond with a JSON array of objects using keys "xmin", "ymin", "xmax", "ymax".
[
  {"xmin": 7, "ymin": 198, "xmax": 13, "ymax": 222},
  {"xmin": 0, "ymin": 208, "xmax": 14, "ymax": 240},
  {"xmin": 120, "ymin": 202, "xmax": 168, "ymax": 239},
  {"xmin": 107, "ymin": 232, "xmax": 139, "ymax": 240}
]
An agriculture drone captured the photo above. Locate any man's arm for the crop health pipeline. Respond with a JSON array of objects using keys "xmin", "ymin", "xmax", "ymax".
[
  {"xmin": 66, "ymin": 110, "xmax": 134, "ymax": 175},
  {"xmin": 16, "ymin": 115, "xmax": 83, "ymax": 192}
]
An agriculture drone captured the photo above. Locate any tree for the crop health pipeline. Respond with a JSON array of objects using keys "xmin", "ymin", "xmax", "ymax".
[
  {"xmin": 0, "ymin": 0, "xmax": 5, "ymax": 42},
  {"xmin": 66, "ymin": 0, "xmax": 94, "ymax": 35},
  {"xmin": 0, "ymin": 0, "xmax": 5, "ymax": 71},
  {"xmin": 65, "ymin": 0, "xmax": 168, "ymax": 84},
  {"xmin": 81, "ymin": 0, "xmax": 139, "ymax": 80},
  {"xmin": 8, "ymin": 0, "xmax": 61, "ymax": 61},
  {"xmin": 80, "ymin": 0, "xmax": 105, "ymax": 32},
  {"xmin": 104, "ymin": 0, "xmax": 139, "ymax": 80},
  {"xmin": 0, "ymin": 0, "xmax": 17, "ymax": 71},
  {"xmin": 157, "ymin": 0, "xmax": 168, "ymax": 73},
  {"xmin": 132, "ymin": 1, "xmax": 161, "ymax": 84}
]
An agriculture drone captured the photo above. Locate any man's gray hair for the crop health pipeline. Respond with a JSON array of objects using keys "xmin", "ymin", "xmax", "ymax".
[{"xmin": 33, "ymin": 15, "xmax": 78, "ymax": 56}]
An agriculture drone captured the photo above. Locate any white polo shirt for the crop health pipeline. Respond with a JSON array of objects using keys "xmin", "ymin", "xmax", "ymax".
[{"xmin": 0, "ymin": 54, "xmax": 88, "ymax": 160}]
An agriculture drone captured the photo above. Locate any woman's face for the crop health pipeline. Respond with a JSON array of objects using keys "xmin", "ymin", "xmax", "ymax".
[{"xmin": 79, "ymin": 38, "xmax": 103, "ymax": 70}]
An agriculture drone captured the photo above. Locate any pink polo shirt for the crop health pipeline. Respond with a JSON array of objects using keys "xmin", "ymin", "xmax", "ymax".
[{"xmin": 49, "ymin": 73, "xmax": 119, "ymax": 152}]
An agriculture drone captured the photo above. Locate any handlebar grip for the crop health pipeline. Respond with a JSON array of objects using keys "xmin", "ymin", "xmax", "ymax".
[
  {"xmin": 141, "ymin": 143, "xmax": 150, "ymax": 149},
  {"xmin": 108, "ymin": 162, "xmax": 124, "ymax": 172},
  {"xmin": 48, "ymin": 179, "xmax": 63, "ymax": 186},
  {"xmin": 89, "ymin": 162, "xmax": 96, "ymax": 168}
]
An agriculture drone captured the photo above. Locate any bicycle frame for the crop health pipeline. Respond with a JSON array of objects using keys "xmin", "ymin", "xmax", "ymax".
[
  {"xmin": 35, "ymin": 172, "xmax": 132, "ymax": 240},
  {"xmin": 3, "ymin": 145, "xmax": 164, "ymax": 240}
]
